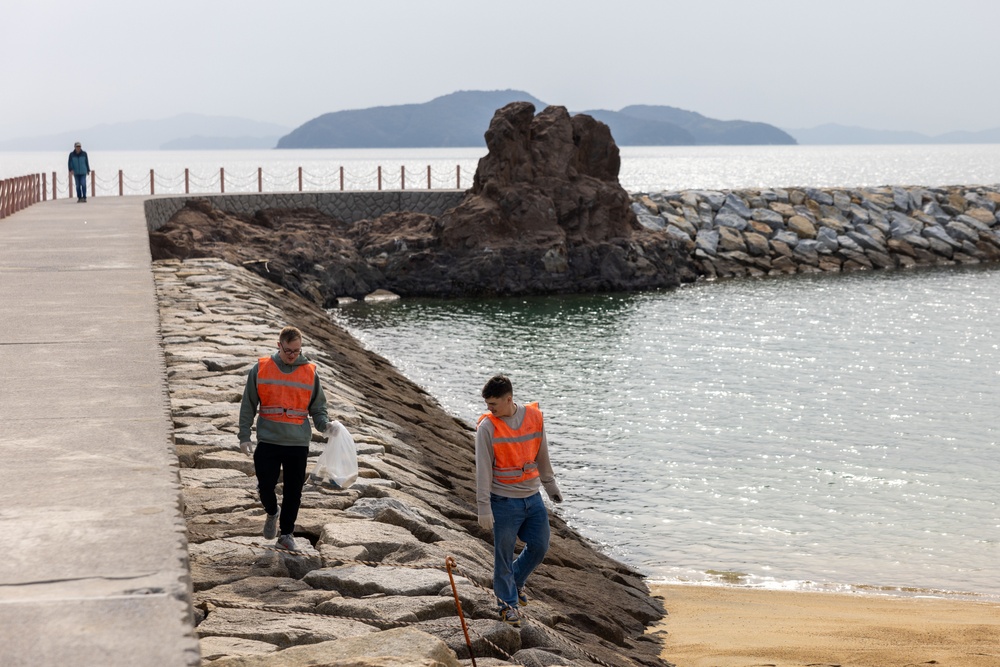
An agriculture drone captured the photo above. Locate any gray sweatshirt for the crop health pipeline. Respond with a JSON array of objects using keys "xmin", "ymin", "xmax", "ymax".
[{"xmin": 475, "ymin": 402, "xmax": 561, "ymax": 516}]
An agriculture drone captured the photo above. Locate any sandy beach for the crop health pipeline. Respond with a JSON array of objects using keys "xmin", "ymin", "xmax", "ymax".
[{"xmin": 648, "ymin": 584, "xmax": 1000, "ymax": 667}]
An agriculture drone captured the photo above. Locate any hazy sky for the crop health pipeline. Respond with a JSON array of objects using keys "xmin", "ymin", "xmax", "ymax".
[{"xmin": 3, "ymin": 0, "xmax": 998, "ymax": 141}]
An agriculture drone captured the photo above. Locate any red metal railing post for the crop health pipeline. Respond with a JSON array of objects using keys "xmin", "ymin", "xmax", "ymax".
[
  {"xmin": 377, "ymin": 166, "xmax": 382, "ymax": 191},
  {"xmin": 258, "ymin": 167, "xmax": 263, "ymax": 193},
  {"xmin": 220, "ymin": 168, "xmax": 225, "ymax": 193},
  {"xmin": 150, "ymin": 169, "xmax": 155, "ymax": 195},
  {"xmin": 339, "ymin": 166, "xmax": 344, "ymax": 191},
  {"xmin": 184, "ymin": 168, "xmax": 189, "ymax": 194},
  {"xmin": 118, "ymin": 170, "xmax": 123, "ymax": 196},
  {"xmin": 298, "ymin": 166, "xmax": 303, "ymax": 192}
]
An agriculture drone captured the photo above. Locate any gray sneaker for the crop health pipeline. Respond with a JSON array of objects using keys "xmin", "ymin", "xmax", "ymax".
[
  {"xmin": 275, "ymin": 534, "xmax": 299, "ymax": 552},
  {"xmin": 263, "ymin": 508, "xmax": 280, "ymax": 539}
]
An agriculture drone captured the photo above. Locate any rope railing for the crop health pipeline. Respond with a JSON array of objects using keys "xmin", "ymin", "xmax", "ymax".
[{"xmin": 16, "ymin": 165, "xmax": 469, "ymax": 200}]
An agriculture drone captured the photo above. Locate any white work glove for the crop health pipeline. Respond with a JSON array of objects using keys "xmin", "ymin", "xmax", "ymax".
[
  {"xmin": 324, "ymin": 421, "xmax": 340, "ymax": 438},
  {"xmin": 478, "ymin": 513, "xmax": 494, "ymax": 531},
  {"xmin": 239, "ymin": 441, "xmax": 254, "ymax": 456},
  {"xmin": 544, "ymin": 481, "xmax": 563, "ymax": 503}
]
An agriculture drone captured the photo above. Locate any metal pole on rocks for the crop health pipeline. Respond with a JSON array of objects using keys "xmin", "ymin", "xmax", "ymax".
[
  {"xmin": 377, "ymin": 166, "xmax": 382, "ymax": 191},
  {"xmin": 298, "ymin": 167, "xmax": 303, "ymax": 192},
  {"xmin": 150, "ymin": 169, "xmax": 155, "ymax": 195},
  {"xmin": 220, "ymin": 168, "xmax": 225, "ymax": 194},
  {"xmin": 185, "ymin": 168, "xmax": 190, "ymax": 194},
  {"xmin": 456, "ymin": 165, "xmax": 460, "ymax": 189},
  {"xmin": 339, "ymin": 166, "xmax": 344, "ymax": 191},
  {"xmin": 401, "ymin": 165, "xmax": 405, "ymax": 190},
  {"xmin": 258, "ymin": 167, "xmax": 263, "ymax": 193},
  {"xmin": 427, "ymin": 165, "xmax": 431, "ymax": 190}
]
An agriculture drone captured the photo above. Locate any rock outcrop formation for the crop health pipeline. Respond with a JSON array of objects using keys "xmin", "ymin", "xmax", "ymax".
[
  {"xmin": 630, "ymin": 185, "xmax": 1000, "ymax": 278},
  {"xmin": 149, "ymin": 103, "xmax": 688, "ymax": 301},
  {"xmin": 156, "ymin": 258, "xmax": 669, "ymax": 666}
]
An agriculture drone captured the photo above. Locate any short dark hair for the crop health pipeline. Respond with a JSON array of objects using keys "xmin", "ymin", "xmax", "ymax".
[{"xmin": 482, "ymin": 374, "xmax": 513, "ymax": 399}]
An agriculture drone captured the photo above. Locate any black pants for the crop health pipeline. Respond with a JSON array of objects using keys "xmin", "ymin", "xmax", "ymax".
[{"xmin": 253, "ymin": 442, "xmax": 309, "ymax": 536}]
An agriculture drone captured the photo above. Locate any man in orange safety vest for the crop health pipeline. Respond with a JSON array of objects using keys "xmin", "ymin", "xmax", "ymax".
[
  {"xmin": 476, "ymin": 374, "xmax": 563, "ymax": 628},
  {"xmin": 238, "ymin": 326, "xmax": 332, "ymax": 552}
]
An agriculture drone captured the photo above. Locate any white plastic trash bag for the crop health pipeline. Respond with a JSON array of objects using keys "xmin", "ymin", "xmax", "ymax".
[{"xmin": 312, "ymin": 420, "xmax": 358, "ymax": 489}]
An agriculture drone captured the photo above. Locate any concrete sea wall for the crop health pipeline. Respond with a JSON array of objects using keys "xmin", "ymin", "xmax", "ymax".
[{"xmin": 630, "ymin": 185, "xmax": 1000, "ymax": 278}]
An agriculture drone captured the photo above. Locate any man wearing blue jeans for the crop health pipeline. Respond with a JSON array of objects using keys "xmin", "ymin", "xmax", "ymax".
[
  {"xmin": 476, "ymin": 375, "xmax": 563, "ymax": 627},
  {"xmin": 68, "ymin": 142, "xmax": 90, "ymax": 202}
]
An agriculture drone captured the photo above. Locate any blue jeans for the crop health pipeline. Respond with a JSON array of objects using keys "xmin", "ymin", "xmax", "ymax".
[
  {"xmin": 74, "ymin": 174, "xmax": 87, "ymax": 199},
  {"xmin": 491, "ymin": 491, "xmax": 550, "ymax": 608}
]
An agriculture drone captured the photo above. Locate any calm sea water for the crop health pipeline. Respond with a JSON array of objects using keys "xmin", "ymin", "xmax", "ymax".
[
  {"xmin": 5, "ymin": 144, "xmax": 998, "ymax": 597},
  {"xmin": 3, "ymin": 143, "xmax": 1000, "ymax": 192},
  {"xmin": 332, "ymin": 268, "xmax": 1000, "ymax": 599}
]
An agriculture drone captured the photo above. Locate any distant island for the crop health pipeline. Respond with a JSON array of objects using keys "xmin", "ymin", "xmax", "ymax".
[
  {"xmin": 275, "ymin": 90, "xmax": 797, "ymax": 148},
  {"xmin": 3, "ymin": 96, "xmax": 998, "ymax": 151}
]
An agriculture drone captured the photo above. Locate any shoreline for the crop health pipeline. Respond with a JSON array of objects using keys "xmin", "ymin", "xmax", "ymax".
[{"xmin": 648, "ymin": 583, "xmax": 1000, "ymax": 667}]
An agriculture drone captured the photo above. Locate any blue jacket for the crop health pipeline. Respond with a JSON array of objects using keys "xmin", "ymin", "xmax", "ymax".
[{"xmin": 68, "ymin": 150, "xmax": 90, "ymax": 176}]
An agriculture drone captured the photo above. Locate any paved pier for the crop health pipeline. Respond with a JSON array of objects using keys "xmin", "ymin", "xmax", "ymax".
[{"xmin": 0, "ymin": 198, "xmax": 198, "ymax": 666}]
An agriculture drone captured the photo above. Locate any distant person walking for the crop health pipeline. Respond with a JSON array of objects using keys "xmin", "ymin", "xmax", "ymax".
[
  {"xmin": 238, "ymin": 325, "xmax": 332, "ymax": 552},
  {"xmin": 68, "ymin": 142, "xmax": 90, "ymax": 202},
  {"xmin": 475, "ymin": 374, "xmax": 563, "ymax": 627}
]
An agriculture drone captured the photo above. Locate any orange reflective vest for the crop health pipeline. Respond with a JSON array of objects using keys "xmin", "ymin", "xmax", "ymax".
[
  {"xmin": 478, "ymin": 402, "xmax": 544, "ymax": 485},
  {"xmin": 256, "ymin": 356, "xmax": 316, "ymax": 425}
]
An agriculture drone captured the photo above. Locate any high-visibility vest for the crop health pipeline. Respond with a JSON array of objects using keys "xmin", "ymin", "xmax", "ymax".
[
  {"xmin": 257, "ymin": 356, "xmax": 316, "ymax": 424},
  {"xmin": 479, "ymin": 402, "xmax": 543, "ymax": 485}
]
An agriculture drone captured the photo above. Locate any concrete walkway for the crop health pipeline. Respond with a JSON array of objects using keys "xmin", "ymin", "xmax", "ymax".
[{"xmin": 0, "ymin": 197, "xmax": 198, "ymax": 666}]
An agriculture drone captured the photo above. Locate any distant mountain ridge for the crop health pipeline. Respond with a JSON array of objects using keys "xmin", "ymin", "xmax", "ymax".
[
  {"xmin": 785, "ymin": 123, "xmax": 1000, "ymax": 145},
  {"xmin": 277, "ymin": 90, "xmax": 797, "ymax": 148}
]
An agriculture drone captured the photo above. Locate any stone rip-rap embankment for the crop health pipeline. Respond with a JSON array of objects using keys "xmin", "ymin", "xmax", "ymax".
[
  {"xmin": 630, "ymin": 184, "xmax": 1000, "ymax": 278},
  {"xmin": 155, "ymin": 258, "xmax": 668, "ymax": 667}
]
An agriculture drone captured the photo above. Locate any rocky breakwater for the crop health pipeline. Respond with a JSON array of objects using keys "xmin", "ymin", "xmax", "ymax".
[
  {"xmin": 149, "ymin": 102, "xmax": 689, "ymax": 301},
  {"xmin": 630, "ymin": 184, "xmax": 1000, "ymax": 278},
  {"xmin": 156, "ymin": 258, "xmax": 669, "ymax": 666}
]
